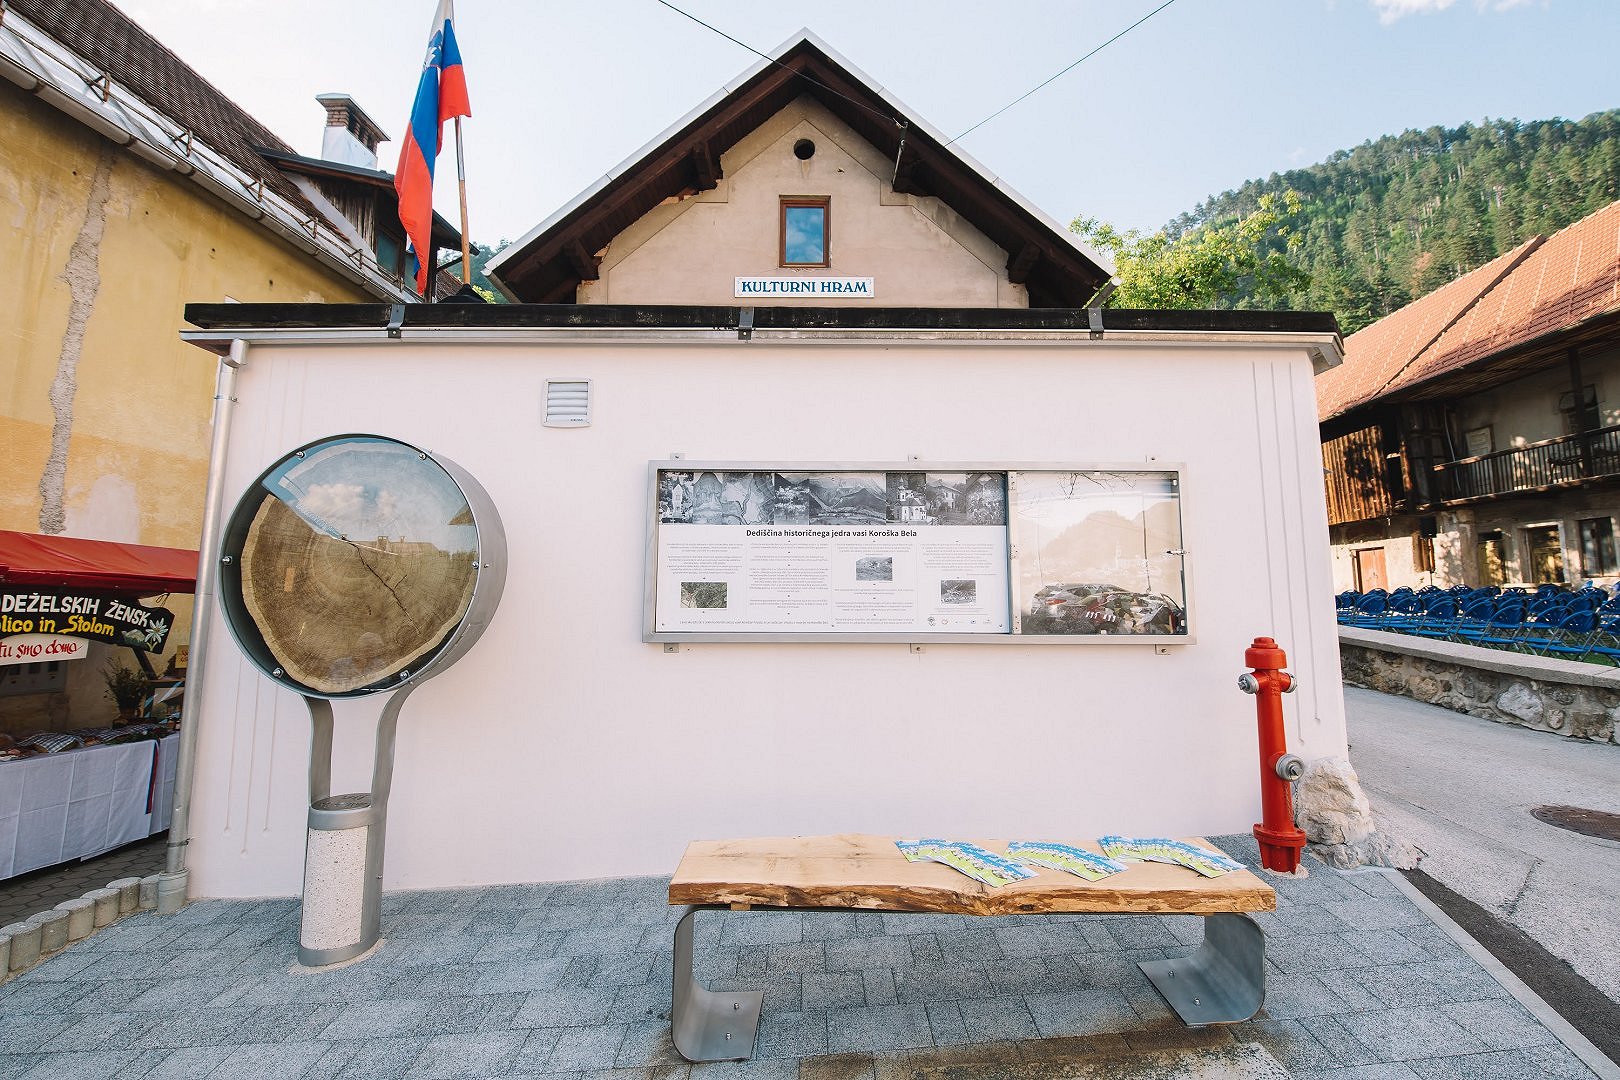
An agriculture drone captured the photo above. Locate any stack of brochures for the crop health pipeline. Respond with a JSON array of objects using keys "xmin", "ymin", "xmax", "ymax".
[
  {"xmin": 897, "ymin": 837, "xmax": 1243, "ymax": 886},
  {"xmin": 1097, "ymin": 836, "xmax": 1245, "ymax": 878},
  {"xmin": 1005, "ymin": 841, "xmax": 1129, "ymax": 881},
  {"xmin": 896, "ymin": 840, "xmax": 1036, "ymax": 888}
]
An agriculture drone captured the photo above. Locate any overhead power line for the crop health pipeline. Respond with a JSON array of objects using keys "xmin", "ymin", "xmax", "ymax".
[
  {"xmin": 947, "ymin": 0, "xmax": 1179, "ymax": 146},
  {"xmin": 651, "ymin": 0, "xmax": 905, "ymax": 129},
  {"xmin": 650, "ymin": 0, "xmax": 1176, "ymax": 156}
]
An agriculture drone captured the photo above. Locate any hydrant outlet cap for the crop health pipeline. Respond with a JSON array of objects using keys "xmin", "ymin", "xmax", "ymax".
[{"xmin": 1245, "ymin": 636, "xmax": 1288, "ymax": 670}]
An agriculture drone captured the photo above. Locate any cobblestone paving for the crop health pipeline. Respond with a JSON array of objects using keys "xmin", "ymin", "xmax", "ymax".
[
  {"xmin": 0, "ymin": 835, "xmax": 167, "ymax": 926},
  {"xmin": 0, "ymin": 835, "xmax": 1601, "ymax": 1078}
]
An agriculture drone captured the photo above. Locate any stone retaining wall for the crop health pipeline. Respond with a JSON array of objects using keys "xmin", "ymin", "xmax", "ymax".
[{"xmin": 1338, "ymin": 626, "xmax": 1620, "ymax": 744}]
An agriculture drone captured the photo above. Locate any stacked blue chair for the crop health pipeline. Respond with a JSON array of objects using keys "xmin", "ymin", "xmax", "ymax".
[
  {"xmin": 1516, "ymin": 601, "xmax": 1567, "ymax": 650},
  {"xmin": 1580, "ymin": 614, "xmax": 1620, "ymax": 664},
  {"xmin": 1445, "ymin": 597, "xmax": 1496, "ymax": 643},
  {"xmin": 1409, "ymin": 596, "xmax": 1461, "ymax": 638},
  {"xmin": 1523, "ymin": 609, "xmax": 1600, "ymax": 659},
  {"xmin": 1340, "ymin": 592, "xmax": 1388, "ymax": 628},
  {"xmin": 1330, "ymin": 581, "xmax": 1620, "ymax": 665},
  {"xmin": 1452, "ymin": 599, "xmax": 1526, "ymax": 650},
  {"xmin": 1379, "ymin": 592, "xmax": 1428, "ymax": 632}
]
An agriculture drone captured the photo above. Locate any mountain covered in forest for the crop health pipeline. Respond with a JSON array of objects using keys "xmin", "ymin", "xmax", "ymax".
[{"xmin": 1161, "ymin": 110, "xmax": 1620, "ymax": 334}]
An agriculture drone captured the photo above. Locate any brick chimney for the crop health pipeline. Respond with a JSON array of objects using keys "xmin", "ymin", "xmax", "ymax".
[{"xmin": 316, "ymin": 93, "xmax": 388, "ymax": 170}]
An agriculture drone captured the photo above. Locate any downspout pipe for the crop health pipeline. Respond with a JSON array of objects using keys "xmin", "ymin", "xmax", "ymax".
[{"xmin": 156, "ymin": 338, "xmax": 248, "ymax": 914}]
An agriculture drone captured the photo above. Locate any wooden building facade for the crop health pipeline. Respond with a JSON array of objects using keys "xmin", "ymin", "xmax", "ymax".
[{"xmin": 1318, "ymin": 202, "xmax": 1620, "ymax": 592}]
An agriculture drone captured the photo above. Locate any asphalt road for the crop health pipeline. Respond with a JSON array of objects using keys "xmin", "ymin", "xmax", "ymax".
[{"xmin": 1345, "ymin": 685, "xmax": 1620, "ymax": 1003}]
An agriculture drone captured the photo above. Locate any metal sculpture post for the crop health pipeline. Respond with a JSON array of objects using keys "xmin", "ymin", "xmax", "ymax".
[{"xmin": 296, "ymin": 690, "xmax": 413, "ymax": 966}]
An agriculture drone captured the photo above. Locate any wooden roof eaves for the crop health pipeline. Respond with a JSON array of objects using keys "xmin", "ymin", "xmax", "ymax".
[
  {"xmin": 493, "ymin": 50, "xmax": 880, "ymax": 300},
  {"xmin": 1320, "ymin": 407, "xmax": 1396, "ymax": 444},
  {"xmin": 486, "ymin": 45, "xmax": 806, "ymax": 300}
]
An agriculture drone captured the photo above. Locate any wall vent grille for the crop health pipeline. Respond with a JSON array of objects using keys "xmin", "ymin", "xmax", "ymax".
[{"xmin": 544, "ymin": 380, "xmax": 591, "ymax": 427}]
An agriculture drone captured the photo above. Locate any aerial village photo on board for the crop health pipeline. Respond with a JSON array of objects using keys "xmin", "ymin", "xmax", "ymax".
[{"xmin": 3, "ymin": 0, "xmax": 1620, "ymax": 1076}]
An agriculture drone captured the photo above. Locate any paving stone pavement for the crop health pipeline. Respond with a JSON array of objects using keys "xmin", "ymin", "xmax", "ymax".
[
  {"xmin": 0, "ymin": 834, "xmax": 167, "ymax": 926},
  {"xmin": 0, "ymin": 834, "xmax": 1604, "ymax": 1079}
]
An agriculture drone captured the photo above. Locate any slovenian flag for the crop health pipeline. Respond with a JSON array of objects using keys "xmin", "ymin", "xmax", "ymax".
[{"xmin": 395, "ymin": 0, "xmax": 471, "ymax": 296}]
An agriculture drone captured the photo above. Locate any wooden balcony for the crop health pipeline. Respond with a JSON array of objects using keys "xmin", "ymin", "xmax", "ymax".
[{"xmin": 1431, "ymin": 424, "xmax": 1620, "ymax": 504}]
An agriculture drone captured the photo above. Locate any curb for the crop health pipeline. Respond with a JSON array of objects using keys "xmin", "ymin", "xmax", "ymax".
[
  {"xmin": 1380, "ymin": 867, "xmax": 1620, "ymax": 1080},
  {"xmin": 0, "ymin": 872, "xmax": 165, "ymax": 984}
]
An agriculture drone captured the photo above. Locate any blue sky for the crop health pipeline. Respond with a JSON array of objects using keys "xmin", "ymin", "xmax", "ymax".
[{"xmin": 121, "ymin": 0, "xmax": 1619, "ymax": 246}]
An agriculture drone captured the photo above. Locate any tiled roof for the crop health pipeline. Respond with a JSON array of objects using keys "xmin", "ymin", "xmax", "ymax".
[
  {"xmin": 1317, "ymin": 199, "xmax": 1620, "ymax": 421},
  {"xmin": 1315, "ymin": 241, "xmax": 1538, "ymax": 420},
  {"xmin": 9, "ymin": 0, "xmax": 333, "ymax": 229}
]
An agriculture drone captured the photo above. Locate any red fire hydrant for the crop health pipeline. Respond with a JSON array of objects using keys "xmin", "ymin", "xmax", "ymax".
[{"xmin": 1238, "ymin": 636, "xmax": 1308, "ymax": 873}]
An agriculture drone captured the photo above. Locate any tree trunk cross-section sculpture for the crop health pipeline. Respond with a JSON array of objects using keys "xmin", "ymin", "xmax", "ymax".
[{"xmin": 231, "ymin": 437, "xmax": 480, "ymax": 696}]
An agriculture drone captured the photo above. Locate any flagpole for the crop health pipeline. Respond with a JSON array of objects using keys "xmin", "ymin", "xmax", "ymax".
[{"xmin": 454, "ymin": 116, "xmax": 471, "ymax": 285}]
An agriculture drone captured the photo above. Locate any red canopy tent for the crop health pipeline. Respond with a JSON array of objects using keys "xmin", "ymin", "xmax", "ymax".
[{"xmin": 0, "ymin": 531, "xmax": 197, "ymax": 595}]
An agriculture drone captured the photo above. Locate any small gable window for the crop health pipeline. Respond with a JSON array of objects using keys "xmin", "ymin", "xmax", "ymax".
[{"xmin": 781, "ymin": 197, "xmax": 829, "ymax": 267}]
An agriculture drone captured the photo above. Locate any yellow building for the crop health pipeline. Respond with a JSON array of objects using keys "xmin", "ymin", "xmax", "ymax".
[{"xmin": 0, "ymin": 0, "xmax": 457, "ymax": 734}]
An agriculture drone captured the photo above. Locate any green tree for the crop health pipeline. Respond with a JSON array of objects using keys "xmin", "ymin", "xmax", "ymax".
[
  {"xmin": 440, "ymin": 239, "xmax": 510, "ymax": 301},
  {"xmin": 1072, "ymin": 191, "xmax": 1311, "ymax": 309},
  {"xmin": 1146, "ymin": 110, "xmax": 1620, "ymax": 333},
  {"xmin": 468, "ymin": 240, "xmax": 508, "ymax": 297}
]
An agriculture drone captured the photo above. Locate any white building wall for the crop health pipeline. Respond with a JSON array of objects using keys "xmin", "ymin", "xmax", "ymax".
[{"xmin": 185, "ymin": 335, "xmax": 1346, "ymax": 898}]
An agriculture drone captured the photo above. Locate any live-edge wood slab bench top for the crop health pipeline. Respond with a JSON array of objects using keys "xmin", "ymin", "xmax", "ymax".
[{"xmin": 668, "ymin": 834, "xmax": 1275, "ymax": 917}]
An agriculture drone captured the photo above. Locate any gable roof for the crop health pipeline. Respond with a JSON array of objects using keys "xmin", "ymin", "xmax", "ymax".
[
  {"xmin": 488, "ymin": 31, "xmax": 1114, "ymax": 306},
  {"xmin": 1318, "ymin": 199, "xmax": 1620, "ymax": 422}
]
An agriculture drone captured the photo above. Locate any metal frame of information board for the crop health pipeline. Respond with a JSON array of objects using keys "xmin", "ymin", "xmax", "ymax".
[{"xmin": 642, "ymin": 459, "xmax": 1194, "ymax": 646}]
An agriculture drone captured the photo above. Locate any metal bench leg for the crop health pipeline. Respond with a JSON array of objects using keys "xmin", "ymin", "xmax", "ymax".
[
  {"xmin": 1138, "ymin": 913, "xmax": 1266, "ymax": 1026},
  {"xmin": 671, "ymin": 905, "xmax": 763, "ymax": 1062}
]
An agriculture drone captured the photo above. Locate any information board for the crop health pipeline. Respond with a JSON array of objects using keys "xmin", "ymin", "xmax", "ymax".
[{"xmin": 646, "ymin": 463, "xmax": 1189, "ymax": 643}]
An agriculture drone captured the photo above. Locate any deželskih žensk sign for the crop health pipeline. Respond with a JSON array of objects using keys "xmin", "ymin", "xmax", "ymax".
[
  {"xmin": 0, "ymin": 588, "xmax": 175, "ymax": 652},
  {"xmin": 735, "ymin": 276, "xmax": 874, "ymax": 298}
]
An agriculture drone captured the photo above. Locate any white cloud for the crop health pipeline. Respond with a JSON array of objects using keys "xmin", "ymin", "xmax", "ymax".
[
  {"xmin": 374, "ymin": 489, "xmax": 400, "ymax": 526},
  {"xmin": 1370, "ymin": 0, "xmax": 1457, "ymax": 23},
  {"xmin": 1370, "ymin": 0, "xmax": 1540, "ymax": 21},
  {"xmin": 299, "ymin": 482, "xmax": 366, "ymax": 528}
]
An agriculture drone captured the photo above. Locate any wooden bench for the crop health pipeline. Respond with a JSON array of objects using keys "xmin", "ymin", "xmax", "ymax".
[{"xmin": 667, "ymin": 833, "xmax": 1276, "ymax": 1062}]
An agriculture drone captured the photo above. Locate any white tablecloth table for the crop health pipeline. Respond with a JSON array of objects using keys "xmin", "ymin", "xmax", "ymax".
[{"xmin": 0, "ymin": 733, "xmax": 179, "ymax": 880}]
